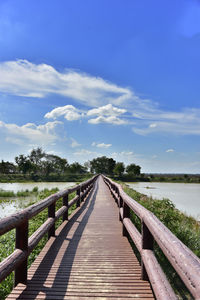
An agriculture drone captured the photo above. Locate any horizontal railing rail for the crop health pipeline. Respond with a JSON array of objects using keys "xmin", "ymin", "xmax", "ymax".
[
  {"xmin": 0, "ymin": 175, "xmax": 98, "ymax": 287},
  {"xmin": 103, "ymin": 175, "xmax": 200, "ymax": 300}
]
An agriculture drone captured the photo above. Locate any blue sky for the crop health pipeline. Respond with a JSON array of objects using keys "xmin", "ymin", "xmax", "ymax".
[{"xmin": 0, "ymin": 0, "xmax": 200, "ymax": 173}]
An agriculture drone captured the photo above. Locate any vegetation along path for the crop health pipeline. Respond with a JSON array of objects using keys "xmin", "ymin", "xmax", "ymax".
[{"xmin": 6, "ymin": 176, "xmax": 154, "ymax": 300}]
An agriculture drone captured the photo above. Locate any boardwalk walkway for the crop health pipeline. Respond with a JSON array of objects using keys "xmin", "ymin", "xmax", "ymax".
[{"xmin": 6, "ymin": 176, "xmax": 154, "ymax": 300}]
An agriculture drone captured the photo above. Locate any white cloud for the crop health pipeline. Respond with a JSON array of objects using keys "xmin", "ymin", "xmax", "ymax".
[
  {"xmin": 70, "ymin": 138, "xmax": 81, "ymax": 148},
  {"xmin": 0, "ymin": 60, "xmax": 132, "ymax": 106},
  {"xmin": 121, "ymin": 151, "xmax": 134, "ymax": 156},
  {"xmin": 71, "ymin": 149, "xmax": 103, "ymax": 164},
  {"xmin": 87, "ymin": 104, "xmax": 127, "ymax": 125},
  {"xmin": 166, "ymin": 149, "xmax": 174, "ymax": 153},
  {"xmin": 87, "ymin": 104, "xmax": 126, "ymax": 117},
  {"xmin": 149, "ymin": 123, "xmax": 157, "ymax": 128},
  {"xmin": 133, "ymin": 118, "xmax": 200, "ymax": 136},
  {"xmin": 132, "ymin": 108, "xmax": 200, "ymax": 136},
  {"xmin": 1, "ymin": 60, "xmax": 200, "ymax": 135},
  {"xmin": 88, "ymin": 116, "xmax": 127, "ymax": 125},
  {"xmin": 45, "ymin": 105, "xmax": 82, "ymax": 121},
  {"xmin": 111, "ymin": 151, "xmax": 137, "ymax": 165},
  {"xmin": 92, "ymin": 142, "xmax": 112, "ymax": 148},
  {"xmin": 112, "ymin": 151, "xmax": 134, "ymax": 157},
  {"xmin": 111, "ymin": 151, "xmax": 134, "ymax": 159},
  {"xmin": 74, "ymin": 149, "xmax": 94, "ymax": 156},
  {"xmin": 0, "ymin": 120, "xmax": 62, "ymax": 146},
  {"xmin": 73, "ymin": 149, "xmax": 101, "ymax": 159}
]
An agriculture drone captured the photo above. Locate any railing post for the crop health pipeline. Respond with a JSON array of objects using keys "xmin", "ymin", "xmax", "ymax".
[
  {"xmin": 15, "ymin": 220, "xmax": 28, "ymax": 286},
  {"xmin": 76, "ymin": 188, "xmax": 80, "ymax": 207},
  {"xmin": 119, "ymin": 195, "xmax": 123, "ymax": 221},
  {"xmin": 63, "ymin": 194, "xmax": 68, "ymax": 221},
  {"xmin": 48, "ymin": 202, "xmax": 55, "ymax": 239},
  {"xmin": 114, "ymin": 185, "xmax": 117, "ymax": 203},
  {"xmin": 116, "ymin": 186, "xmax": 120, "ymax": 207},
  {"xmin": 81, "ymin": 185, "xmax": 84, "ymax": 202},
  {"xmin": 141, "ymin": 221, "xmax": 154, "ymax": 280},
  {"xmin": 122, "ymin": 201, "xmax": 130, "ymax": 237}
]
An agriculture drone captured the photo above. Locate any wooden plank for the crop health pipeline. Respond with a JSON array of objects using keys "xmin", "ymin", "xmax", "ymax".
[{"xmin": 6, "ymin": 176, "xmax": 154, "ymax": 300}]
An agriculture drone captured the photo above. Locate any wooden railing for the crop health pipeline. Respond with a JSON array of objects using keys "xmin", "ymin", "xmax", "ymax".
[
  {"xmin": 103, "ymin": 175, "xmax": 200, "ymax": 300},
  {"xmin": 0, "ymin": 175, "xmax": 98, "ymax": 287}
]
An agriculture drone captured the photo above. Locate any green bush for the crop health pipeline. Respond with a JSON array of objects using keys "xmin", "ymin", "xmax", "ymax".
[{"xmin": 32, "ymin": 186, "xmax": 38, "ymax": 193}]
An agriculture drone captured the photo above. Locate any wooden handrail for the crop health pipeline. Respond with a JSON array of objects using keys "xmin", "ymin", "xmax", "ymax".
[
  {"xmin": 0, "ymin": 175, "xmax": 98, "ymax": 286},
  {"xmin": 103, "ymin": 175, "xmax": 200, "ymax": 300}
]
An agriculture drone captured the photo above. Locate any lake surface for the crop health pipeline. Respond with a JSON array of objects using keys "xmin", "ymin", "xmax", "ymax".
[
  {"xmin": 0, "ymin": 182, "xmax": 75, "ymax": 192},
  {"xmin": 127, "ymin": 182, "xmax": 200, "ymax": 221},
  {"xmin": 0, "ymin": 182, "xmax": 75, "ymax": 219}
]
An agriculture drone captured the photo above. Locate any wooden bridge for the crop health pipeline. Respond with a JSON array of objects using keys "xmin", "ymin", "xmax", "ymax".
[{"xmin": 0, "ymin": 175, "xmax": 200, "ymax": 299}]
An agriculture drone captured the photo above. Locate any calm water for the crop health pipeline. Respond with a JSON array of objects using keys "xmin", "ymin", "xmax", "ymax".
[
  {"xmin": 0, "ymin": 182, "xmax": 75, "ymax": 219},
  {"xmin": 127, "ymin": 182, "xmax": 200, "ymax": 221}
]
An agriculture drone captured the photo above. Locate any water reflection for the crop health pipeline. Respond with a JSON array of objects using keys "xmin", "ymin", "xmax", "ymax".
[
  {"xmin": 0, "ymin": 182, "xmax": 75, "ymax": 219},
  {"xmin": 127, "ymin": 182, "xmax": 200, "ymax": 221}
]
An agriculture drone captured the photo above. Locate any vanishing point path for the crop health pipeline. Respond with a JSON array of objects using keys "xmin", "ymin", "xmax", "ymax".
[{"xmin": 6, "ymin": 176, "xmax": 154, "ymax": 299}]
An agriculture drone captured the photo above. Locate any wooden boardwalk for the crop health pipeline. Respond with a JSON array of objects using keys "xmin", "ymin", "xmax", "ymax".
[{"xmin": 6, "ymin": 176, "xmax": 154, "ymax": 300}]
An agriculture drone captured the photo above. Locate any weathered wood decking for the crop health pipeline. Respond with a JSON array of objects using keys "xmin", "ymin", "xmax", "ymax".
[{"xmin": 6, "ymin": 176, "xmax": 154, "ymax": 300}]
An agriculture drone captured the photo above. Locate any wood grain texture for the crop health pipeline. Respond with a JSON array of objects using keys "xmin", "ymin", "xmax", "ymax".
[{"xmin": 6, "ymin": 176, "xmax": 154, "ymax": 300}]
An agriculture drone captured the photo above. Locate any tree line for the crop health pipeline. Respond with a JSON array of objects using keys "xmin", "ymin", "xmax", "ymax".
[{"xmin": 0, "ymin": 147, "xmax": 141, "ymax": 181}]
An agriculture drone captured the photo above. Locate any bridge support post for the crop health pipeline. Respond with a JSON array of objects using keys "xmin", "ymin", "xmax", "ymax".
[
  {"xmin": 63, "ymin": 194, "xmax": 68, "ymax": 221},
  {"xmin": 48, "ymin": 203, "xmax": 55, "ymax": 238},
  {"xmin": 122, "ymin": 202, "xmax": 130, "ymax": 236},
  {"xmin": 141, "ymin": 221, "xmax": 154, "ymax": 281},
  {"xmin": 15, "ymin": 220, "xmax": 28, "ymax": 286}
]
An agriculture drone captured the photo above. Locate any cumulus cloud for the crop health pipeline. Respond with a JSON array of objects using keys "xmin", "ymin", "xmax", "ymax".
[
  {"xmin": 149, "ymin": 123, "xmax": 157, "ymax": 128},
  {"xmin": 45, "ymin": 105, "xmax": 82, "ymax": 121},
  {"xmin": 166, "ymin": 149, "xmax": 174, "ymax": 153},
  {"xmin": 0, "ymin": 120, "xmax": 62, "ymax": 146},
  {"xmin": 88, "ymin": 116, "xmax": 127, "ymax": 125},
  {"xmin": 0, "ymin": 59, "xmax": 132, "ymax": 106},
  {"xmin": 87, "ymin": 104, "xmax": 127, "ymax": 125},
  {"xmin": 87, "ymin": 104, "xmax": 126, "ymax": 117},
  {"xmin": 92, "ymin": 142, "xmax": 112, "ymax": 148}
]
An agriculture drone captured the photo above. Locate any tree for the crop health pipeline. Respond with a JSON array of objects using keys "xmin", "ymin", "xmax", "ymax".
[
  {"xmin": 15, "ymin": 155, "xmax": 33, "ymax": 174},
  {"xmin": 84, "ymin": 161, "xmax": 91, "ymax": 172},
  {"xmin": 29, "ymin": 147, "xmax": 45, "ymax": 168},
  {"xmin": 69, "ymin": 162, "xmax": 87, "ymax": 174},
  {"xmin": 126, "ymin": 163, "xmax": 141, "ymax": 176},
  {"xmin": 44, "ymin": 154, "xmax": 69, "ymax": 175},
  {"xmin": 90, "ymin": 156, "xmax": 116, "ymax": 175},
  {"xmin": 0, "ymin": 160, "xmax": 17, "ymax": 174},
  {"xmin": 113, "ymin": 162, "xmax": 125, "ymax": 177}
]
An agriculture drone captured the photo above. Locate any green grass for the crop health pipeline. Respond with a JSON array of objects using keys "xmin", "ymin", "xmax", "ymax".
[
  {"xmin": 0, "ymin": 187, "xmax": 40, "ymax": 199},
  {"xmin": 122, "ymin": 183, "xmax": 200, "ymax": 299},
  {"xmin": 0, "ymin": 188, "xmax": 77, "ymax": 299},
  {"xmin": 0, "ymin": 190, "xmax": 15, "ymax": 197}
]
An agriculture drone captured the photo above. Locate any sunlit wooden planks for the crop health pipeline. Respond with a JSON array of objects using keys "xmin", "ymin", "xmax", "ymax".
[{"xmin": 6, "ymin": 176, "xmax": 154, "ymax": 300}]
